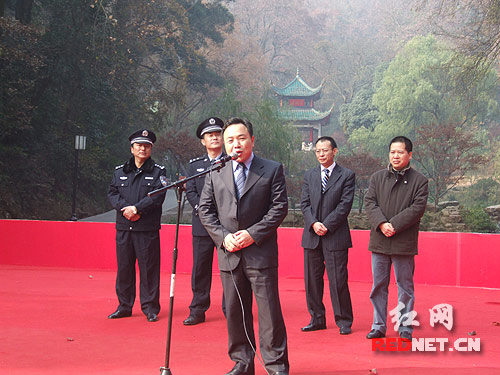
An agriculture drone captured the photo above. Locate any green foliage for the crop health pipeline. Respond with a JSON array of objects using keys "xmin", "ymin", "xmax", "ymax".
[
  {"xmin": 447, "ymin": 178, "xmax": 500, "ymax": 209},
  {"xmin": 413, "ymin": 122, "xmax": 485, "ymax": 207},
  {"xmin": 492, "ymin": 141, "xmax": 500, "ymax": 181},
  {"xmin": 338, "ymin": 151, "xmax": 384, "ymax": 213},
  {"xmin": 339, "ymin": 85, "xmax": 378, "ymax": 134},
  {"xmin": 253, "ymin": 100, "xmax": 301, "ymax": 166},
  {"xmin": 0, "ymin": 0, "xmax": 234, "ymax": 219},
  {"xmin": 206, "ymin": 85, "xmax": 301, "ymax": 168},
  {"xmin": 253, "ymin": 99, "xmax": 310, "ymax": 207},
  {"xmin": 461, "ymin": 207, "xmax": 498, "ymax": 233},
  {"xmin": 207, "ymin": 83, "xmax": 245, "ymax": 120},
  {"xmin": 350, "ymin": 34, "xmax": 498, "ymax": 157},
  {"xmin": 205, "ymin": 84, "xmax": 309, "ymax": 205}
]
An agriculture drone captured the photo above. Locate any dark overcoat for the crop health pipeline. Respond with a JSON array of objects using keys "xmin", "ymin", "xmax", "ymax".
[{"xmin": 364, "ymin": 167, "xmax": 428, "ymax": 255}]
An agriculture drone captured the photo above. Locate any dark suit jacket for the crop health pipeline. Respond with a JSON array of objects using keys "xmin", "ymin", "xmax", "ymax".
[
  {"xmin": 198, "ymin": 155, "xmax": 288, "ymax": 271},
  {"xmin": 300, "ymin": 164, "xmax": 355, "ymax": 251}
]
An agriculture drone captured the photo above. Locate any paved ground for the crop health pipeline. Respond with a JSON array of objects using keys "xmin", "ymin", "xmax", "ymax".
[{"xmin": 2, "ymin": 265, "xmax": 499, "ymax": 375}]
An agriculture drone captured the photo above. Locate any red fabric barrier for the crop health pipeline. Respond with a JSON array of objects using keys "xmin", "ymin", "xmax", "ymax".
[{"xmin": 1, "ymin": 219, "xmax": 499, "ymax": 288}]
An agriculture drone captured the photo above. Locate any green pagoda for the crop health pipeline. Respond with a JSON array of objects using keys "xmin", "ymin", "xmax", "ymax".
[{"xmin": 272, "ymin": 69, "xmax": 334, "ymax": 150}]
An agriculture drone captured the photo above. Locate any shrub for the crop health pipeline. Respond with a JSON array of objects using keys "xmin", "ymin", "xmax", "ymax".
[
  {"xmin": 461, "ymin": 207, "xmax": 498, "ymax": 233},
  {"xmin": 449, "ymin": 178, "xmax": 500, "ymax": 208}
]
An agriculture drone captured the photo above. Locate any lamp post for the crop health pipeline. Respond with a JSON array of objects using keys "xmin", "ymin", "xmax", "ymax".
[{"xmin": 71, "ymin": 135, "xmax": 86, "ymax": 221}]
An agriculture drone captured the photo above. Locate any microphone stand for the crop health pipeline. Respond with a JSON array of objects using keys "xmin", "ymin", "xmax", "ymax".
[{"xmin": 148, "ymin": 158, "xmax": 231, "ymax": 375}]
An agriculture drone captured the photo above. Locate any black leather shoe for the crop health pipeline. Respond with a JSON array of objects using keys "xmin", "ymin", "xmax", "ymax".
[
  {"xmin": 107, "ymin": 309, "xmax": 132, "ymax": 319},
  {"xmin": 224, "ymin": 362, "xmax": 255, "ymax": 375},
  {"xmin": 400, "ymin": 331, "xmax": 412, "ymax": 341},
  {"xmin": 147, "ymin": 313, "xmax": 158, "ymax": 322},
  {"xmin": 183, "ymin": 314, "xmax": 205, "ymax": 326},
  {"xmin": 366, "ymin": 329, "xmax": 385, "ymax": 339},
  {"xmin": 301, "ymin": 322, "xmax": 326, "ymax": 332},
  {"xmin": 339, "ymin": 326, "xmax": 352, "ymax": 335}
]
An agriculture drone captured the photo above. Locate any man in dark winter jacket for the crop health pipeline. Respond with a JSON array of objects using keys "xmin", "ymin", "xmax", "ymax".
[
  {"xmin": 365, "ymin": 136, "xmax": 428, "ymax": 341},
  {"xmin": 107, "ymin": 129, "xmax": 166, "ymax": 322}
]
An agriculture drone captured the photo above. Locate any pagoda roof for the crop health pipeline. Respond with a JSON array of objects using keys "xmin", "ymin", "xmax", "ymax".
[
  {"xmin": 272, "ymin": 70, "xmax": 324, "ymax": 97},
  {"xmin": 278, "ymin": 105, "xmax": 334, "ymax": 122}
]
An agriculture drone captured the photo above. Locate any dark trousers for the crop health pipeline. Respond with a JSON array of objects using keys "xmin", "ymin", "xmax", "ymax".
[
  {"xmin": 220, "ymin": 259, "xmax": 289, "ymax": 374},
  {"xmin": 304, "ymin": 243, "xmax": 353, "ymax": 328},
  {"xmin": 115, "ymin": 230, "xmax": 160, "ymax": 315},
  {"xmin": 189, "ymin": 235, "xmax": 225, "ymax": 316}
]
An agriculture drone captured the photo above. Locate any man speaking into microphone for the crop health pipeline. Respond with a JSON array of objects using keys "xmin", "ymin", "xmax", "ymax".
[{"xmin": 198, "ymin": 118, "xmax": 289, "ymax": 375}]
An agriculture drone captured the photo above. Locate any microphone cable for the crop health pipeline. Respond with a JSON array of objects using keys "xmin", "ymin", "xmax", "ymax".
[
  {"xmin": 223, "ymin": 249, "xmax": 271, "ymax": 375},
  {"xmin": 207, "ymin": 162, "xmax": 271, "ymax": 375}
]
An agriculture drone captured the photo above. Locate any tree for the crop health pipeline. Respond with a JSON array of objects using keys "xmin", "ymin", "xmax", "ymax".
[
  {"xmin": 350, "ymin": 34, "xmax": 498, "ymax": 157},
  {"xmin": 0, "ymin": 0, "xmax": 234, "ymax": 219},
  {"xmin": 155, "ymin": 129, "xmax": 200, "ymax": 179},
  {"xmin": 414, "ymin": 122, "xmax": 485, "ymax": 208},
  {"xmin": 339, "ymin": 85, "xmax": 378, "ymax": 134},
  {"xmin": 448, "ymin": 178, "xmax": 500, "ymax": 209},
  {"xmin": 0, "ymin": 18, "xmax": 49, "ymax": 218},
  {"xmin": 204, "ymin": 83, "xmax": 308, "ymax": 207},
  {"xmin": 462, "ymin": 206, "xmax": 498, "ymax": 233},
  {"xmin": 229, "ymin": 0, "xmax": 319, "ymax": 74},
  {"xmin": 416, "ymin": 0, "xmax": 500, "ymax": 69},
  {"xmin": 308, "ymin": 0, "xmax": 398, "ymax": 105},
  {"xmin": 252, "ymin": 99, "xmax": 301, "ymax": 168},
  {"xmin": 204, "ymin": 22, "xmax": 272, "ymax": 97},
  {"xmin": 206, "ymin": 84, "xmax": 301, "ymax": 168},
  {"xmin": 104, "ymin": 0, "xmax": 234, "ymax": 131},
  {"xmin": 15, "ymin": 0, "xmax": 33, "ymax": 24},
  {"xmin": 494, "ymin": 144, "xmax": 500, "ymax": 180},
  {"xmin": 338, "ymin": 151, "xmax": 384, "ymax": 212}
]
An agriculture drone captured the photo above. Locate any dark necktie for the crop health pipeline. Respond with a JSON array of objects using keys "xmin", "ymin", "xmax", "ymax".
[
  {"xmin": 235, "ymin": 162, "xmax": 247, "ymax": 199},
  {"xmin": 322, "ymin": 169, "xmax": 330, "ymax": 193}
]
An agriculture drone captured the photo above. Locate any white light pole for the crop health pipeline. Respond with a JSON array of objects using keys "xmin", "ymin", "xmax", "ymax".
[{"xmin": 71, "ymin": 135, "xmax": 86, "ymax": 221}]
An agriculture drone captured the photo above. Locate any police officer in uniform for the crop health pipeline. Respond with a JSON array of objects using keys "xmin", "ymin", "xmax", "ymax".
[
  {"xmin": 107, "ymin": 129, "xmax": 166, "ymax": 322},
  {"xmin": 183, "ymin": 117, "xmax": 226, "ymax": 325}
]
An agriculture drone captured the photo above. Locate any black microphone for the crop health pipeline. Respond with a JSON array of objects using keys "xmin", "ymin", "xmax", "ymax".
[{"xmin": 212, "ymin": 152, "xmax": 239, "ymax": 165}]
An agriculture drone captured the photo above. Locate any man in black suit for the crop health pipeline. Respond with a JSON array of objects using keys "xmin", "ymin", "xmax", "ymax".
[
  {"xmin": 198, "ymin": 118, "xmax": 289, "ymax": 375},
  {"xmin": 300, "ymin": 136, "xmax": 355, "ymax": 335},
  {"xmin": 183, "ymin": 117, "xmax": 226, "ymax": 325}
]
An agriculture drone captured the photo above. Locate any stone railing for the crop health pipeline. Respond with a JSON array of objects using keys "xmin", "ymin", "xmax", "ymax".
[{"xmin": 485, "ymin": 204, "xmax": 500, "ymax": 228}]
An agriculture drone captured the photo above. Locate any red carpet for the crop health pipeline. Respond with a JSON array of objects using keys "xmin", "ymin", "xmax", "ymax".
[{"xmin": 1, "ymin": 265, "xmax": 499, "ymax": 374}]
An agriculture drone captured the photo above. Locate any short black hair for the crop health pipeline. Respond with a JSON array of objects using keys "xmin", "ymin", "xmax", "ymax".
[
  {"xmin": 224, "ymin": 117, "xmax": 253, "ymax": 137},
  {"xmin": 390, "ymin": 136, "xmax": 413, "ymax": 153},
  {"xmin": 315, "ymin": 136, "xmax": 337, "ymax": 149}
]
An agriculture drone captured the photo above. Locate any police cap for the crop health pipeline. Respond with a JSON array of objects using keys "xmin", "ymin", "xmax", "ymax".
[
  {"xmin": 129, "ymin": 129, "xmax": 156, "ymax": 145},
  {"xmin": 196, "ymin": 117, "xmax": 224, "ymax": 139}
]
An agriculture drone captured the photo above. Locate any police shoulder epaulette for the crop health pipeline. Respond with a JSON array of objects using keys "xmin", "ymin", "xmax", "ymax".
[
  {"xmin": 115, "ymin": 164, "xmax": 124, "ymax": 170},
  {"xmin": 154, "ymin": 163, "xmax": 165, "ymax": 170},
  {"xmin": 189, "ymin": 156, "xmax": 204, "ymax": 164}
]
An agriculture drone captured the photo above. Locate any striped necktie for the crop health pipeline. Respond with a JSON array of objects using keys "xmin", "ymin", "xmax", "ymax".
[
  {"xmin": 235, "ymin": 162, "xmax": 247, "ymax": 199},
  {"xmin": 322, "ymin": 169, "xmax": 330, "ymax": 193}
]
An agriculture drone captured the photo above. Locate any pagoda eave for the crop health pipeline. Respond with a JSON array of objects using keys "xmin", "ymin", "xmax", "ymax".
[
  {"xmin": 271, "ymin": 74, "xmax": 324, "ymax": 98},
  {"xmin": 277, "ymin": 107, "xmax": 333, "ymax": 123}
]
